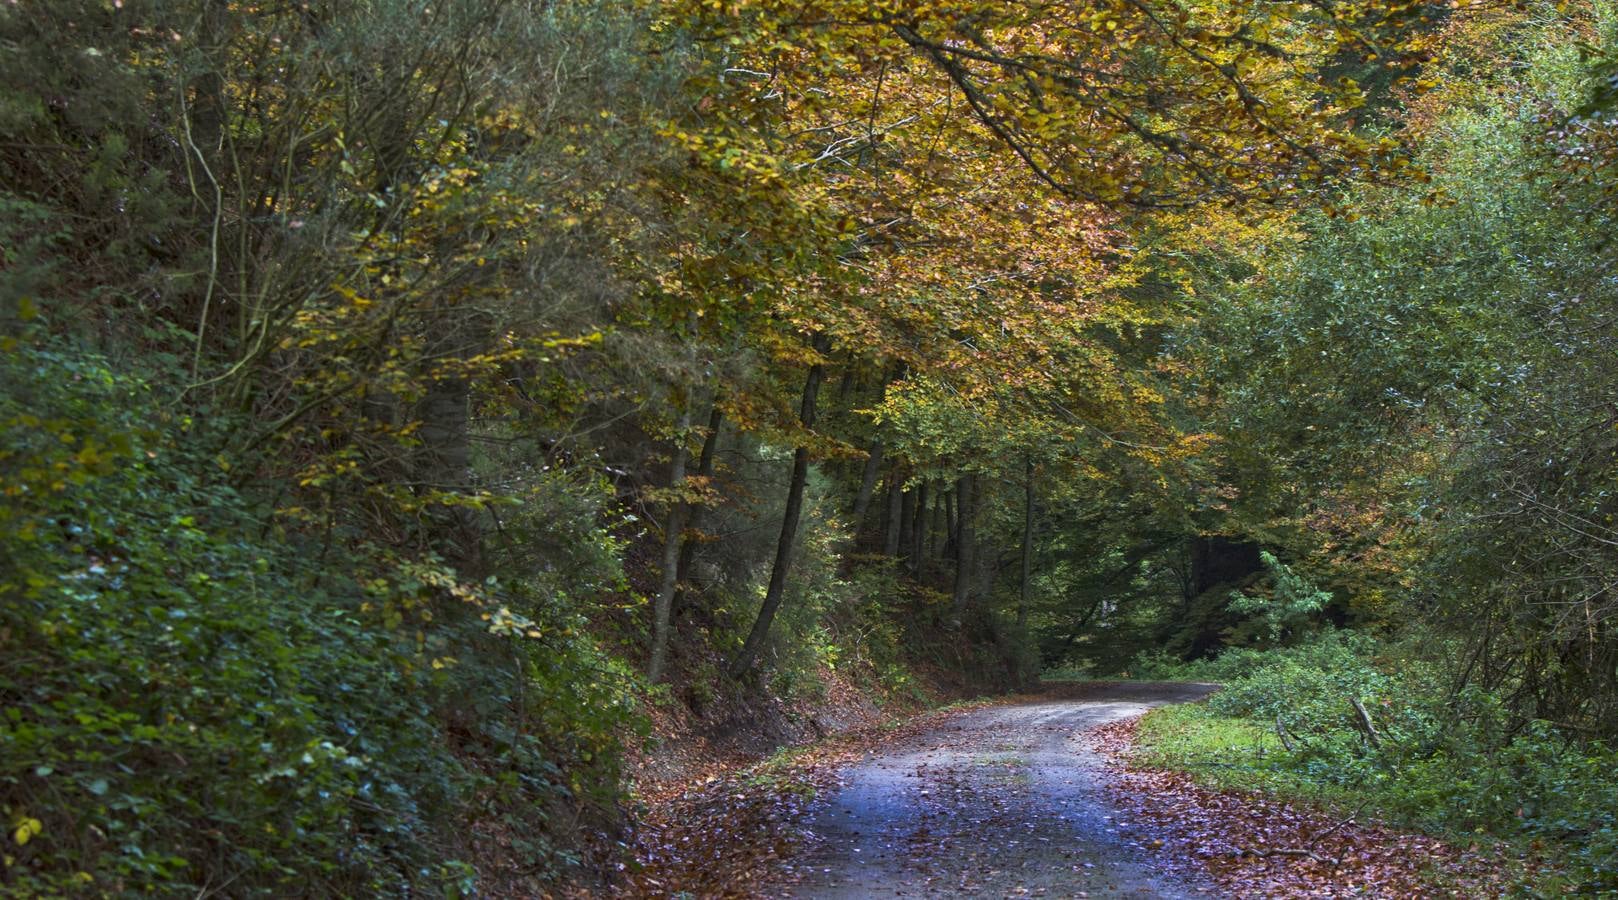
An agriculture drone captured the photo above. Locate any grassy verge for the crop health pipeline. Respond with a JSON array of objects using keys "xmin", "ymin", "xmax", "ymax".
[
  {"xmin": 1133, "ymin": 702, "xmax": 1368, "ymax": 815},
  {"xmin": 1127, "ymin": 687, "xmax": 1608, "ymax": 895}
]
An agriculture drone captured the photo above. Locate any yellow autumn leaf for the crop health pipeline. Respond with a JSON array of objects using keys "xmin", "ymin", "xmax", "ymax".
[{"xmin": 12, "ymin": 817, "xmax": 42, "ymax": 847}]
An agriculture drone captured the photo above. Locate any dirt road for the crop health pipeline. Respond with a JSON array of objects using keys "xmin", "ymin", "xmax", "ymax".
[{"xmin": 774, "ymin": 682, "xmax": 1218, "ymax": 898}]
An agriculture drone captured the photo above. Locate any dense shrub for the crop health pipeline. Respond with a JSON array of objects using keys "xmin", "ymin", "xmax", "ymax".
[
  {"xmin": 1148, "ymin": 632, "xmax": 1618, "ymax": 890},
  {"xmin": 1128, "ymin": 628, "xmax": 1380, "ymax": 684},
  {"xmin": 0, "ymin": 345, "xmax": 638, "ymax": 896}
]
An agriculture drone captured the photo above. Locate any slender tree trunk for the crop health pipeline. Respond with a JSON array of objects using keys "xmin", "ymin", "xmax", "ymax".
[
  {"xmin": 731, "ymin": 339, "xmax": 828, "ymax": 677},
  {"xmin": 878, "ymin": 478, "xmax": 894, "ymax": 545},
  {"xmin": 907, "ymin": 482, "xmax": 927, "ymax": 574},
  {"xmin": 943, "ymin": 488, "xmax": 958, "ymax": 560},
  {"xmin": 928, "ymin": 485, "xmax": 946, "ymax": 560},
  {"xmin": 416, "ymin": 307, "xmax": 486, "ymax": 575},
  {"xmin": 647, "ymin": 398, "xmax": 695, "ymax": 684},
  {"xmin": 190, "ymin": 1, "xmax": 229, "ymax": 153},
  {"xmin": 923, "ymin": 486, "xmax": 936, "ymax": 559},
  {"xmin": 835, "ymin": 364, "xmax": 857, "ymax": 408},
  {"xmin": 675, "ymin": 403, "xmax": 724, "ymax": 604},
  {"xmin": 851, "ymin": 438, "xmax": 884, "ymax": 538},
  {"xmin": 951, "ymin": 473, "xmax": 975, "ymax": 623},
  {"xmin": 899, "ymin": 484, "xmax": 918, "ymax": 570},
  {"xmin": 849, "ymin": 363, "xmax": 901, "ymax": 541},
  {"xmin": 1018, "ymin": 458, "xmax": 1035, "ymax": 630},
  {"xmin": 883, "ymin": 475, "xmax": 904, "ymax": 558}
]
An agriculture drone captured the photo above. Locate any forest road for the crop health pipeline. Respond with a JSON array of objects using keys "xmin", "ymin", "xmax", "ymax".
[{"xmin": 774, "ymin": 681, "xmax": 1219, "ymax": 898}]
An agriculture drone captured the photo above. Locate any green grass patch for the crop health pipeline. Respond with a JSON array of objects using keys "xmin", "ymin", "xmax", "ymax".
[
  {"xmin": 1133, "ymin": 703, "xmax": 1364, "ymax": 811},
  {"xmin": 1130, "ymin": 674, "xmax": 1618, "ymax": 894},
  {"xmin": 1039, "ymin": 667, "xmax": 1096, "ymax": 682}
]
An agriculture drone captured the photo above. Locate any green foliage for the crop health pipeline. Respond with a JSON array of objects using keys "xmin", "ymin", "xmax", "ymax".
[
  {"xmin": 1134, "ymin": 704, "xmax": 1322, "ymax": 798},
  {"xmin": 3, "ymin": 345, "xmax": 436, "ymax": 893},
  {"xmin": 0, "ymin": 344, "xmax": 640, "ymax": 895},
  {"xmin": 1128, "ymin": 627, "xmax": 1378, "ymax": 681},
  {"xmin": 833, "ymin": 566, "xmax": 928, "ymax": 702},
  {"xmin": 1135, "ymin": 635, "xmax": 1618, "ymax": 891},
  {"xmin": 1096, "ymin": 23, "xmax": 1618, "ymax": 888},
  {"xmin": 720, "ymin": 466, "xmax": 929, "ymax": 703},
  {"xmin": 1225, "ymin": 553, "xmax": 1331, "ymax": 646},
  {"xmin": 1177, "ymin": 2, "xmax": 1618, "ymax": 735}
]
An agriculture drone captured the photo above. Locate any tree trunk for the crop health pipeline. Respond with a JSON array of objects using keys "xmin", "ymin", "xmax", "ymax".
[
  {"xmin": 1018, "ymin": 458, "xmax": 1035, "ymax": 630},
  {"xmin": 951, "ymin": 473, "xmax": 975, "ymax": 623},
  {"xmin": 850, "ymin": 438, "xmax": 884, "ymax": 538},
  {"xmin": 923, "ymin": 486, "xmax": 936, "ymax": 560},
  {"xmin": 647, "ymin": 398, "xmax": 695, "ymax": 684},
  {"xmin": 912, "ymin": 482, "xmax": 925, "ymax": 573},
  {"xmin": 189, "ymin": 1, "xmax": 229, "ymax": 153},
  {"xmin": 907, "ymin": 482, "xmax": 927, "ymax": 574},
  {"xmin": 849, "ymin": 365, "xmax": 901, "ymax": 541},
  {"xmin": 835, "ymin": 364, "xmax": 857, "ymax": 408},
  {"xmin": 416, "ymin": 308, "xmax": 486, "ymax": 575},
  {"xmin": 883, "ymin": 475, "xmax": 904, "ymax": 558},
  {"xmin": 675, "ymin": 403, "xmax": 724, "ymax": 606},
  {"xmin": 731, "ymin": 339, "xmax": 828, "ymax": 677},
  {"xmin": 928, "ymin": 484, "xmax": 946, "ymax": 560},
  {"xmin": 899, "ymin": 485, "xmax": 912, "ymax": 563}
]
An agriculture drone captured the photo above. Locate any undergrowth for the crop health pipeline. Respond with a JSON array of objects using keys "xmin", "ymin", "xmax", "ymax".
[
  {"xmin": 0, "ymin": 344, "xmax": 638, "ymax": 896},
  {"xmin": 1127, "ymin": 632, "xmax": 1618, "ymax": 894}
]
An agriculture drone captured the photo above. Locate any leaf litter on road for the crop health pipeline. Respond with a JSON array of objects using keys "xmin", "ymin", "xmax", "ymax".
[{"xmin": 621, "ymin": 700, "xmax": 999, "ymax": 897}]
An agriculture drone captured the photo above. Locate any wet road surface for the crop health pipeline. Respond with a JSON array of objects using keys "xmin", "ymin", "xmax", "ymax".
[{"xmin": 776, "ymin": 682, "xmax": 1219, "ymax": 898}]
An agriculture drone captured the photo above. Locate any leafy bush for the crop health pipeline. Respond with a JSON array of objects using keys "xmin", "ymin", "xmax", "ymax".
[
  {"xmin": 1206, "ymin": 654, "xmax": 1389, "ymax": 724},
  {"xmin": 1225, "ymin": 552, "xmax": 1332, "ymax": 645},
  {"xmin": 1137, "ymin": 632, "xmax": 1618, "ymax": 891},
  {"xmin": 1126, "ymin": 627, "xmax": 1381, "ymax": 684},
  {"xmin": 0, "ymin": 344, "xmax": 639, "ymax": 895},
  {"xmin": 1125, "ymin": 648, "xmax": 1198, "ymax": 680}
]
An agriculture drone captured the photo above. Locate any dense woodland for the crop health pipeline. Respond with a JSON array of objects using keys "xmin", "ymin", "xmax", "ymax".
[{"xmin": 3, "ymin": 0, "xmax": 1618, "ymax": 895}]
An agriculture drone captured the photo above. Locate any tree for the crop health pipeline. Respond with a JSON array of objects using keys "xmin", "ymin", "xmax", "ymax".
[{"xmin": 731, "ymin": 335, "xmax": 831, "ymax": 676}]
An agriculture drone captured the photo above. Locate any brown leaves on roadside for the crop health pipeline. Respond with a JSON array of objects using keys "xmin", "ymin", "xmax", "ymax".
[
  {"xmin": 623, "ymin": 768, "xmax": 819, "ymax": 898},
  {"xmin": 1088, "ymin": 719, "xmax": 1527, "ymax": 898}
]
